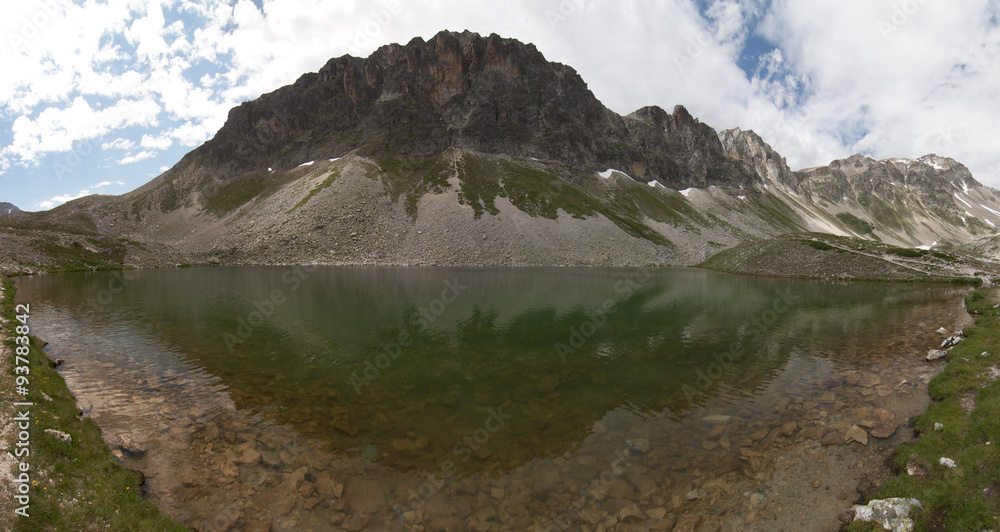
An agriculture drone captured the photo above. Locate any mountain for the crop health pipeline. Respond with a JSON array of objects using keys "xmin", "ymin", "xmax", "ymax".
[
  {"xmin": 0, "ymin": 202, "xmax": 20, "ymax": 215},
  {"xmin": 3, "ymin": 30, "xmax": 1000, "ymax": 275}
]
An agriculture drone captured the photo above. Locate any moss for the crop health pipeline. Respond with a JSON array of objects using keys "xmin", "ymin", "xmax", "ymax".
[{"xmin": 376, "ymin": 156, "xmax": 451, "ymax": 218}]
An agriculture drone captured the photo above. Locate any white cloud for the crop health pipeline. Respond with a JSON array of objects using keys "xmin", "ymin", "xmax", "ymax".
[
  {"xmin": 102, "ymin": 138, "xmax": 135, "ymax": 150},
  {"xmin": 140, "ymin": 133, "xmax": 172, "ymax": 150},
  {"xmin": 91, "ymin": 181, "xmax": 112, "ymax": 188},
  {"xmin": 117, "ymin": 150, "xmax": 157, "ymax": 165},
  {"xmin": 36, "ymin": 188, "xmax": 91, "ymax": 210}
]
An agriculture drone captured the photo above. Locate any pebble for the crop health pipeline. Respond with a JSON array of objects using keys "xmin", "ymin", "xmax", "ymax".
[{"xmin": 939, "ymin": 457, "xmax": 957, "ymax": 468}]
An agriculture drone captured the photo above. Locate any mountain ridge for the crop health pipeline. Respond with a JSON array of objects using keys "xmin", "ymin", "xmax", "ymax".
[{"xmin": 3, "ymin": 30, "xmax": 1000, "ymax": 275}]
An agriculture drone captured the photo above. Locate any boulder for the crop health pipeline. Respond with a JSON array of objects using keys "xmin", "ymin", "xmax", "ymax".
[
  {"xmin": 851, "ymin": 498, "xmax": 922, "ymax": 532},
  {"xmin": 926, "ymin": 349, "xmax": 948, "ymax": 361}
]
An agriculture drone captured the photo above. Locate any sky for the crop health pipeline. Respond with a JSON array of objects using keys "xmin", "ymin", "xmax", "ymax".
[{"xmin": 2, "ymin": 0, "xmax": 1000, "ymax": 211}]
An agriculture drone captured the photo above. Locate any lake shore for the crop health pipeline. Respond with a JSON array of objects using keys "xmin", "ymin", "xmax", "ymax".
[
  {"xmin": 9, "ymin": 266, "xmax": 990, "ymax": 531},
  {"xmin": 0, "ymin": 277, "xmax": 186, "ymax": 531}
]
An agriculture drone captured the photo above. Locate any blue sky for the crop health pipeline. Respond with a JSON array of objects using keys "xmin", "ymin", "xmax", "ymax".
[{"xmin": 2, "ymin": 0, "xmax": 1000, "ymax": 211}]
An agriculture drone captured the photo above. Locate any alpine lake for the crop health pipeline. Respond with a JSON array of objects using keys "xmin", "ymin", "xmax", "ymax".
[{"xmin": 15, "ymin": 266, "xmax": 972, "ymax": 531}]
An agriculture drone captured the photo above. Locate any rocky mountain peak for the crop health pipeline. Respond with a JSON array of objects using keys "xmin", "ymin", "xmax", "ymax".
[
  {"xmin": 717, "ymin": 127, "xmax": 793, "ymax": 186},
  {"xmin": 180, "ymin": 30, "xmax": 756, "ymax": 191},
  {"xmin": 0, "ymin": 202, "xmax": 20, "ymax": 214}
]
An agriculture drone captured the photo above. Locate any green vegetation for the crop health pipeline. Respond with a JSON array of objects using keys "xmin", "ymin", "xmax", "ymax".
[
  {"xmin": 376, "ymin": 156, "xmax": 451, "ymax": 218},
  {"xmin": 805, "ymin": 239, "xmax": 835, "ymax": 251},
  {"xmin": 2, "ymin": 279, "xmax": 187, "ymax": 531},
  {"xmin": 836, "ymin": 212, "xmax": 876, "ymax": 236},
  {"xmin": 287, "ymin": 169, "xmax": 341, "ymax": 214},
  {"xmin": 858, "ymin": 287, "xmax": 1000, "ymax": 530},
  {"xmin": 205, "ymin": 171, "xmax": 292, "ymax": 215},
  {"xmin": 886, "ymin": 246, "xmax": 926, "ymax": 258},
  {"xmin": 456, "ymin": 154, "xmax": 671, "ymax": 245}
]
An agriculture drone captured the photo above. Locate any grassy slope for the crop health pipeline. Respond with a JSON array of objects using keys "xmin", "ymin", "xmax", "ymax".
[
  {"xmin": 700, "ymin": 233, "xmax": 984, "ymax": 283},
  {"xmin": 1, "ymin": 279, "xmax": 187, "ymax": 531},
  {"xmin": 849, "ymin": 288, "xmax": 1000, "ymax": 530}
]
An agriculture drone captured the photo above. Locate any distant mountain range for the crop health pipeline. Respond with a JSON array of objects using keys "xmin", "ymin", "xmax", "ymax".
[
  {"xmin": 3, "ymin": 30, "xmax": 1000, "ymax": 275},
  {"xmin": 0, "ymin": 202, "xmax": 20, "ymax": 215}
]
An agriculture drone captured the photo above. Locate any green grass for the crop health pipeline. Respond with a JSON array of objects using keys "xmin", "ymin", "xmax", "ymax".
[
  {"xmin": 836, "ymin": 212, "xmax": 876, "ymax": 236},
  {"xmin": 2, "ymin": 279, "xmax": 187, "ymax": 531},
  {"xmin": 287, "ymin": 169, "xmax": 341, "ymax": 213},
  {"xmin": 805, "ymin": 239, "xmax": 835, "ymax": 251},
  {"xmin": 886, "ymin": 246, "xmax": 926, "ymax": 258},
  {"xmin": 375, "ymin": 156, "xmax": 451, "ymax": 218},
  {"xmin": 860, "ymin": 287, "xmax": 1000, "ymax": 530},
  {"xmin": 205, "ymin": 171, "xmax": 293, "ymax": 215}
]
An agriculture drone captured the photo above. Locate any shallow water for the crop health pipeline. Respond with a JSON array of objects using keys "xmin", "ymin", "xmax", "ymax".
[{"xmin": 16, "ymin": 266, "xmax": 970, "ymax": 530}]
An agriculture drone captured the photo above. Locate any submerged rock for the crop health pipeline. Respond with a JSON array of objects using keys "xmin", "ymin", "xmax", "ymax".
[{"xmin": 845, "ymin": 425, "xmax": 869, "ymax": 445}]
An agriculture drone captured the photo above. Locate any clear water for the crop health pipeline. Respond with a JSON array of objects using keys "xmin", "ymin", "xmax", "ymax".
[{"xmin": 15, "ymin": 266, "xmax": 969, "ymax": 530}]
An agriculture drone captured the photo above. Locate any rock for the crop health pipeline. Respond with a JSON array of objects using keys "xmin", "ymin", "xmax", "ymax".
[
  {"xmin": 817, "ymin": 391, "xmax": 836, "ymax": 404},
  {"xmin": 536, "ymin": 375, "xmax": 560, "ymax": 394},
  {"xmin": 873, "ymin": 408, "xmax": 896, "ymax": 422},
  {"xmin": 674, "ymin": 514, "xmax": 702, "ymax": 532},
  {"xmin": 779, "ymin": 420, "xmax": 798, "ymax": 437},
  {"xmin": 646, "ymin": 507, "xmax": 668, "ymax": 519},
  {"xmin": 44, "ymin": 429, "xmax": 72, "ymax": 444},
  {"xmin": 344, "ymin": 478, "xmax": 386, "ymax": 515},
  {"xmin": 870, "ymin": 420, "xmax": 898, "ymax": 439},
  {"xmin": 852, "ymin": 498, "xmax": 922, "ymax": 532},
  {"xmin": 616, "ymin": 500, "xmax": 644, "ymax": 522},
  {"xmin": 839, "ymin": 508, "xmax": 857, "ymax": 524},
  {"xmin": 626, "ymin": 438, "xmax": 651, "ymax": 454},
  {"xmin": 941, "ymin": 336, "xmax": 963, "ymax": 349},
  {"xmin": 926, "ymin": 349, "xmax": 948, "ymax": 361},
  {"xmin": 235, "ymin": 448, "xmax": 261, "ymax": 465},
  {"xmin": 334, "ymin": 419, "xmax": 359, "ymax": 436},
  {"xmin": 647, "ymin": 515, "xmax": 677, "ymax": 530},
  {"xmin": 939, "ymin": 457, "xmax": 957, "ymax": 468},
  {"xmin": 905, "ymin": 461, "xmax": 928, "ymax": 479},
  {"xmin": 701, "ymin": 414, "xmax": 731, "ymax": 424},
  {"xmin": 685, "ymin": 488, "xmax": 707, "ymax": 501},
  {"xmin": 821, "ymin": 431, "xmax": 846, "ymax": 446},
  {"xmin": 936, "ymin": 327, "xmax": 949, "ymax": 335},
  {"xmin": 934, "ymin": 422, "xmax": 944, "ymax": 430},
  {"xmin": 845, "ymin": 425, "xmax": 869, "ymax": 445},
  {"xmin": 875, "ymin": 384, "xmax": 895, "ymax": 397},
  {"xmin": 425, "ymin": 516, "xmax": 463, "ymax": 532},
  {"xmin": 628, "ymin": 471, "xmax": 657, "ymax": 498}
]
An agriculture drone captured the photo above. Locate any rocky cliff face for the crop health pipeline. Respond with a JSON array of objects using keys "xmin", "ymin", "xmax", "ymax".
[
  {"xmin": 718, "ymin": 128, "xmax": 794, "ymax": 186},
  {"xmin": 4, "ymin": 30, "xmax": 1000, "ymax": 274},
  {"xmin": 189, "ymin": 30, "xmax": 756, "ymax": 190}
]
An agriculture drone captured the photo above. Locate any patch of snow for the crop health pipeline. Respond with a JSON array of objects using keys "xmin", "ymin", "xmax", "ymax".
[
  {"xmin": 647, "ymin": 180, "xmax": 664, "ymax": 188},
  {"xmin": 966, "ymin": 211, "xmax": 975, "ymax": 218},
  {"xmin": 329, "ymin": 157, "xmax": 341, "ymax": 162},
  {"xmin": 981, "ymin": 204, "xmax": 1000, "ymax": 217},
  {"xmin": 298, "ymin": 160, "xmax": 316, "ymax": 167},
  {"xmin": 986, "ymin": 219, "xmax": 996, "ymax": 227},
  {"xmin": 955, "ymin": 194, "xmax": 974, "ymax": 209},
  {"xmin": 679, "ymin": 188, "xmax": 694, "ymax": 197},
  {"xmin": 737, "ymin": 195, "xmax": 747, "ymax": 200},
  {"xmin": 963, "ymin": 181, "xmax": 970, "ymax": 194},
  {"xmin": 268, "ymin": 167, "xmax": 273, "ymax": 172},
  {"xmin": 597, "ymin": 168, "xmax": 631, "ymax": 179},
  {"xmin": 916, "ymin": 241, "xmax": 937, "ymax": 250}
]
